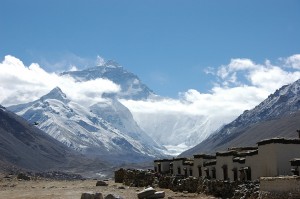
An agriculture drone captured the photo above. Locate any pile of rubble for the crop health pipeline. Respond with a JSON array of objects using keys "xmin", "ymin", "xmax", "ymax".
[
  {"xmin": 114, "ymin": 168, "xmax": 125, "ymax": 183},
  {"xmin": 6, "ymin": 171, "xmax": 83, "ymax": 181},
  {"xmin": 115, "ymin": 169, "xmax": 155, "ymax": 187},
  {"xmin": 232, "ymin": 180, "xmax": 259, "ymax": 199},
  {"xmin": 158, "ymin": 175, "xmax": 198, "ymax": 192},
  {"xmin": 34, "ymin": 171, "xmax": 83, "ymax": 180}
]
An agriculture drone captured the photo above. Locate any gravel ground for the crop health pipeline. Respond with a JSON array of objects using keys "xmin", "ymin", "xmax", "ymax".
[{"xmin": 0, "ymin": 175, "xmax": 217, "ymax": 199}]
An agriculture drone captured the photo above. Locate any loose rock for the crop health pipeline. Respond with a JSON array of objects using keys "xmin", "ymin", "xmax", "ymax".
[
  {"xmin": 148, "ymin": 191, "xmax": 165, "ymax": 199},
  {"xmin": 96, "ymin": 180, "xmax": 108, "ymax": 186},
  {"xmin": 137, "ymin": 187, "xmax": 156, "ymax": 199},
  {"xmin": 81, "ymin": 192, "xmax": 103, "ymax": 199}
]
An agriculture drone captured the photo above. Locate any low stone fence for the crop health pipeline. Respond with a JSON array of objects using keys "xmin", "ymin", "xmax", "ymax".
[
  {"xmin": 259, "ymin": 176, "xmax": 300, "ymax": 199},
  {"xmin": 114, "ymin": 168, "xmax": 259, "ymax": 198},
  {"xmin": 115, "ymin": 168, "xmax": 155, "ymax": 187},
  {"xmin": 158, "ymin": 175, "xmax": 259, "ymax": 198}
]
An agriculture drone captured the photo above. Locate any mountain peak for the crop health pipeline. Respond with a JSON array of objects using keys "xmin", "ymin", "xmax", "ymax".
[
  {"xmin": 41, "ymin": 87, "xmax": 69, "ymax": 103},
  {"xmin": 61, "ymin": 62, "xmax": 155, "ymax": 100},
  {"xmin": 97, "ymin": 59, "xmax": 121, "ymax": 68}
]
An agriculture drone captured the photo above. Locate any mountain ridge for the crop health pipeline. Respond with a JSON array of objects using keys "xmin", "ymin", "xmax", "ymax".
[
  {"xmin": 180, "ymin": 79, "xmax": 300, "ymax": 157},
  {"xmin": 8, "ymin": 87, "xmax": 165, "ymax": 163},
  {"xmin": 0, "ymin": 104, "xmax": 75, "ymax": 171}
]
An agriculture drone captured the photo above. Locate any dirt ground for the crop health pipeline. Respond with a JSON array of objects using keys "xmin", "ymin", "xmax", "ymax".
[{"xmin": 0, "ymin": 175, "xmax": 217, "ymax": 199}]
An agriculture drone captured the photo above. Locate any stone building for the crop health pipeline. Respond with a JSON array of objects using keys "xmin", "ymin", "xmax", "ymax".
[
  {"xmin": 154, "ymin": 159, "xmax": 172, "ymax": 174},
  {"xmin": 154, "ymin": 135, "xmax": 300, "ymax": 182},
  {"xmin": 203, "ymin": 159, "xmax": 217, "ymax": 179},
  {"xmin": 182, "ymin": 159, "xmax": 194, "ymax": 177},
  {"xmin": 215, "ymin": 150, "xmax": 237, "ymax": 181},
  {"xmin": 192, "ymin": 154, "xmax": 215, "ymax": 178},
  {"xmin": 257, "ymin": 138, "xmax": 300, "ymax": 177}
]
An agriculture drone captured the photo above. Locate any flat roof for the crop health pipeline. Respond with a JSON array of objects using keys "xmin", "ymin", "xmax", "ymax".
[
  {"xmin": 228, "ymin": 146, "xmax": 258, "ymax": 151},
  {"xmin": 193, "ymin": 154, "xmax": 216, "ymax": 159},
  {"xmin": 203, "ymin": 160, "xmax": 217, "ymax": 166},
  {"xmin": 257, "ymin": 137, "xmax": 300, "ymax": 146},
  {"xmin": 154, "ymin": 159, "xmax": 173, "ymax": 162},
  {"xmin": 216, "ymin": 150, "xmax": 237, "ymax": 157}
]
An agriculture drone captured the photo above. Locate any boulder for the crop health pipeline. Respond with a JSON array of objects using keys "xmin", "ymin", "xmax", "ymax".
[
  {"xmin": 104, "ymin": 194, "xmax": 116, "ymax": 199},
  {"xmin": 96, "ymin": 180, "xmax": 108, "ymax": 186},
  {"xmin": 147, "ymin": 191, "xmax": 165, "ymax": 198},
  {"xmin": 81, "ymin": 193, "xmax": 103, "ymax": 199},
  {"xmin": 137, "ymin": 187, "xmax": 156, "ymax": 199}
]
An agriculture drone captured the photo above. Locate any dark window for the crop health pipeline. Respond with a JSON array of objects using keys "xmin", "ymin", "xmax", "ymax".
[
  {"xmin": 222, "ymin": 165, "xmax": 228, "ymax": 180},
  {"xmin": 239, "ymin": 170, "xmax": 245, "ymax": 181},
  {"xmin": 205, "ymin": 169, "xmax": 209, "ymax": 177},
  {"xmin": 212, "ymin": 168, "xmax": 216, "ymax": 179},
  {"xmin": 246, "ymin": 168, "xmax": 251, "ymax": 181},
  {"xmin": 154, "ymin": 167, "xmax": 157, "ymax": 172},
  {"xmin": 189, "ymin": 169, "xmax": 193, "ymax": 176},
  {"xmin": 198, "ymin": 166, "xmax": 202, "ymax": 177},
  {"xmin": 178, "ymin": 167, "xmax": 181, "ymax": 175},
  {"xmin": 233, "ymin": 168, "xmax": 238, "ymax": 181},
  {"xmin": 158, "ymin": 164, "xmax": 162, "ymax": 173},
  {"xmin": 184, "ymin": 168, "xmax": 188, "ymax": 177}
]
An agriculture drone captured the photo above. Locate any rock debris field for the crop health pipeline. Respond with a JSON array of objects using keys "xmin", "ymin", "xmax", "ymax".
[{"xmin": 0, "ymin": 174, "xmax": 217, "ymax": 199}]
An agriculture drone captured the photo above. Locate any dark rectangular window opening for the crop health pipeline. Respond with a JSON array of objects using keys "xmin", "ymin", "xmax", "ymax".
[{"xmin": 198, "ymin": 166, "xmax": 202, "ymax": 177}]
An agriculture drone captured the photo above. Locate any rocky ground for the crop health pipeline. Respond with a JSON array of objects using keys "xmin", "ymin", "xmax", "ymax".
[{"xmin": 0, "ymin": 173, "xmax": 217, "ymax": 199}]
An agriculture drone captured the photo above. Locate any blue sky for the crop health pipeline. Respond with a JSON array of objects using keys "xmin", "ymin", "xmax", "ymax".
[{"xmin": 1, "ymin": 0, "xmax": 300, "ymax": 98}]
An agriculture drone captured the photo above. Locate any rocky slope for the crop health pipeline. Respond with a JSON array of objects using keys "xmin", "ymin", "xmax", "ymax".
[
  {"xmin": 0, "ymin": 104, "xmax": 76, "ymax": 171},
  {"xmin": 180, "ymin": 79, "xmax": 300, "ymax": 157}
]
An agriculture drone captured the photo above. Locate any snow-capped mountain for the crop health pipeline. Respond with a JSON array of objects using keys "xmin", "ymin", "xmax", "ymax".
[
  {"xmin": 89, "ymin": 99, "xmax": 162, "ymax": 150},
  {"xmin": 0, "ymin": 103, "xmax": 75, "ymax": 171},
  {"xmin": 61, "ymin": 60, "xmax": 155, "ymax": 100},
  {"xmin": 180, "ymin": 79, "xmax": 300, "ymax": 157},
  {"xmin": 8, "ymin": 87, "xmax": 165, "ymax": 163},
  {"xmin": 131, "ymin": 112, "xmax": 228, "ymax": 155},
  {"xmin": 63, "ymin": 61, "xmax": 228, "ymax": 154}
]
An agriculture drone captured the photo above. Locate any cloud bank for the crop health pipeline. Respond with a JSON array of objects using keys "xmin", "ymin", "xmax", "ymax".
[
  {"xmin": 1, "ymin": 54, "xmax": 300, "ymax": 121},
  {"xmin": 121, "ymin": 54, "xmax": 300, "ymax": 125},
  {"xmin": 0, "ymin": 55, "xmax": 120, "ymax": 106}
]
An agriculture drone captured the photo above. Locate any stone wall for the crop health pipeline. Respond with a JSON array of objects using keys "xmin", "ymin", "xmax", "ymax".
[
  {"xmin": 114, "ymin": 169, "xmax": 155, "ymax": 187},
  {"xmin": 259, "ymin": 176, "xmax": 300, "ymax": 199},
  {"xmin": 114, "ymin": 168, "xmax": 260, "ymax": 198}
]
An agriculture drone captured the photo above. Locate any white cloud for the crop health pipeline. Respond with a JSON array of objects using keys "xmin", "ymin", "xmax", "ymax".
[
  {"xmin": 121, "ymin": 54, "xmax": 300, "ymax": 136},
  {"xmin": 284, "ymin": 54, "xmax": 300, "ymax": 69},
  {"xmin": 0, "ymin": 55, "xmax": 120, "ymax": 106},
  {"xmin": 228, "ymin": 58, "xmax": 257, "ymax": 71}
]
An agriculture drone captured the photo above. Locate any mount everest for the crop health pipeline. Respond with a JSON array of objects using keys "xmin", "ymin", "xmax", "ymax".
[{"xmin": 60, "ymin": 61, "xmax": 228, "ymax": 154}]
